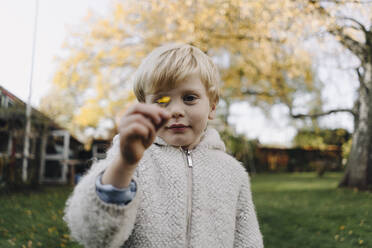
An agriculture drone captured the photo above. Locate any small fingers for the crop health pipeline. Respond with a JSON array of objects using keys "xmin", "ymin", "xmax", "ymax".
[
  {"xmin": 125, "ymin": 123, "xmax": 148, "ymax": 139},
  {"xmin": 130, "ymin": 114, "xmax": 155, "ymax": 139},
  {"xmin": 120, "ymin": 114, "xmax": 156, "ymax": 141},
  {"xmin": 126, "ymin": 103, "xmax": 170, "ymax": 128}
]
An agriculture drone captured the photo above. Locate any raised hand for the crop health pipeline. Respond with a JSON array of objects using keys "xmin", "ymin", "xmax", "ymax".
[
  {"xmin": 118, "ymin": 103, "xmax": 170, "ymax": 166},
  {"xmin": 102, "ymin": 103, "xmax": 170, "ymax": 188}
]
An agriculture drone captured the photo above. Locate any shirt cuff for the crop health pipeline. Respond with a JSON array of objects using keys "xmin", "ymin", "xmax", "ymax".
[{"xmin": 95, "ymin": 172, "xmax": 137, "ymax": 205}]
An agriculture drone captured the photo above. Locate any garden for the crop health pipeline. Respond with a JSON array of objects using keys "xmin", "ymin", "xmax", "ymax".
[{"xmin": 1, "ymin": 172, "xmax": 371, "ymax": 247}]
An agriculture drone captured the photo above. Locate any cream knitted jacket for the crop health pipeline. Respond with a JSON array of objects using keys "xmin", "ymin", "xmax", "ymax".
[{"xmin": 64, "ymin": 128, "xmax": 263, "ymax": 248}]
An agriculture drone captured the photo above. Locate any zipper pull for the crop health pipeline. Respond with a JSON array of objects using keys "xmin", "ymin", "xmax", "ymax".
[{"xmin": 186, "ymin": 150, "xmax": 193, "ymax": 168}]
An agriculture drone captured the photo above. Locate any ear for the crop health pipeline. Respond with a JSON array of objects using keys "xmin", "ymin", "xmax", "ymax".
[{"xmin": 208, "ymin": 102, "xmax": 217, "ymax": 120}]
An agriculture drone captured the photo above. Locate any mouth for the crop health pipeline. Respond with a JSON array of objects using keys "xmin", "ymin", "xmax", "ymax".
[{"xmin": 167, "ymin": 124, "xmax": 190, "ymax": 131}]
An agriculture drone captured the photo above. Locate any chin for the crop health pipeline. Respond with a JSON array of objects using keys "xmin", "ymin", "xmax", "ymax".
[
  {"xmin": 167, "ymin": 138, "xmax": 192, "ymax": 148},
  {"xmin": 172, "ymin": 141, "xmax": 191, "ymax": 148}
]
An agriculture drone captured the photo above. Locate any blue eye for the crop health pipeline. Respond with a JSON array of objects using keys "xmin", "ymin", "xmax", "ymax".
[{"xmin": 183, "ymin": 95, "xmax": 198, "ymax": 103}]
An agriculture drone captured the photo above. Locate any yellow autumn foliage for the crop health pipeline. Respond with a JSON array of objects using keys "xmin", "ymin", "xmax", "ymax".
[{"xmin": 44, "ymin": 0, "xmax": 349, "ymax": 139}]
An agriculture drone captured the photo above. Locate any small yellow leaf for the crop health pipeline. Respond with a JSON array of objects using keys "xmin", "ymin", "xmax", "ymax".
[
  {"xmin": 48, "ymin": 227, "xmax": 56, "ymax": 234},
  {"xmin": 157, "ymin": 96, "xmax": 171, "ymax": 104}
]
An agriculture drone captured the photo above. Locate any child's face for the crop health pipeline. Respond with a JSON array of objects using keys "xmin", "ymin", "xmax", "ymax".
[{"xmin": 146, "ymin": 74, "xmax": 216, "ymax": 149}]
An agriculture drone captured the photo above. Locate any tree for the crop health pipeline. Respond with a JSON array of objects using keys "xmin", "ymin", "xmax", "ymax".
[
  {"xmin": 291, "ymin": 0, "xmax": 372, "ymax": 190},
  {"xmin": 41, "ymin": 73, "xmax": 135, "ymax": 141},
  {"xmin": 43, "ymin": 0, "xmax": 321, "ymax": 139},
  {"xmin": 331, "ymin": 7, "xmax": 372, "ymax": 190},
  {"xmin": 43, "ymin": 0, "xmax": 371, "ymax": 189},
  {"xmin": 294, "ymin": 128, "xmax": 351, "ymax": 149}
]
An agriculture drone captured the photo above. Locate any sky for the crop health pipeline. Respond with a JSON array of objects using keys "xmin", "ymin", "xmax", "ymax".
[
  {"xmin": 0, "ymin": 0, "xmax": 357, "ymax": 146},
  {"xmin": 0, "ymin": 0, "xmax": 109, "ymax": 105}
]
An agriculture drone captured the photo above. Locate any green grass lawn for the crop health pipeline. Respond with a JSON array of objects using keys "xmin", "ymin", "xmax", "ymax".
[
  {"xmin": 0, "ymin": 172, "xmax": 371, "ymax": 247},
  {"xmin": 0, "ymin": 186, "xmax": 82, "ymax": 248},
  {"xmin": 251, "ymin": 172, "xmax": 372, "ymax": 248}
]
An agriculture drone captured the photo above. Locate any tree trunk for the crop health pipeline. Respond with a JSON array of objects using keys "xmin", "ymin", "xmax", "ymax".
[{"xmin": 339, "ymin": 61, "xmax": 372, "ymax": 190}]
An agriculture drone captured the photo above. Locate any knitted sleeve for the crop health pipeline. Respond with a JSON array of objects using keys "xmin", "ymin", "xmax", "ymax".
[
  {"xmin": 233, "ymin": 175, "xmax": 264, "ymax": 248},
  {"xmin": 63, "ymin": 136, "xmax": 141, "ymax": 248}
]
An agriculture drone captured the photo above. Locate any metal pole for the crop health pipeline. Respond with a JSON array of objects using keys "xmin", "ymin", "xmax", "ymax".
[{"xmin": 23, "ymin": 0, "xmax": 39, "ymax": 182}]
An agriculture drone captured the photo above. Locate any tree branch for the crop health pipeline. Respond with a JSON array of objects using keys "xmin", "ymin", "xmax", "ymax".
[
  {"xmin": 290, "ymin": 108, "xmax": 356, "ymax": 119},
  {"xmin": 241, "ymin": 89, "xmax": 275, "ymax": 97},
  {"xmin": 356, "ymin": 66, "xmax": 364, "ymax": 82},
  {"xmin": 356, "ymin": 67, "xmax": 371, "ymax": 94},
  {"xmin": 341, "ymin": 17, "xmax": 368, "ymax": 33},
  {"xmin": 316, "ymin": 0, "xmax": 372, "ymax": 4},
  {"xmin": 202, "ymin": 28, "xmax": 286, "ymax": 44},
  {"xmin": 308, "ymin": 0, "xmax": 332, "ymax": 16},
  {"xmin": 341, "ymin": 24, "xmax": 365, "ymax": 33},
  {"xmin": 329, "ymin": 28, "xmax": 366, "ymax": 59}
]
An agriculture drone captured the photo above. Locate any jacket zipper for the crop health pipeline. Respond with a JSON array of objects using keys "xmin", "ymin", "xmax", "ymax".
[{"xmin": 184, "ymin": 148, "xmax": 193, "ymax": 248}]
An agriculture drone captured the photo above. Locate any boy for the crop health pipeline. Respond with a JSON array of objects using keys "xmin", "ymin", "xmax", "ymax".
[{"xmin": 64, "ymin": 43, "xmax": 263, "ymax": 248}]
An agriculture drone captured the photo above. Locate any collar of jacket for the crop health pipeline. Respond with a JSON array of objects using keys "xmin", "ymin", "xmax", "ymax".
[{"xmin": 153, "ymin": 127, "xmax": 225, "ymax": 152}]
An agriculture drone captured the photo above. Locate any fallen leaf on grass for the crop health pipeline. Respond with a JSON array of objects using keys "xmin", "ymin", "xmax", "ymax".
[
  {"xmin": 7, "ymin": 239, "xmax": 16, "ymax": 246},
  {"xmin": 48, "ymin": 227, "xmax": 56, "ymax": 234}
]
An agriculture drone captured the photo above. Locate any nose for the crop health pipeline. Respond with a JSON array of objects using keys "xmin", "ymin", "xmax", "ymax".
[{"xmin": 167, "ymin": 100, "xmax": 184, "ymax": 118}]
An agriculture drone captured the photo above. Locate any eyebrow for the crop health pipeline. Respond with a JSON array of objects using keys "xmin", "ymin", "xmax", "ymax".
[
  {"xmin": 149, "ymin": 86, "xmax": 204, "ymax": 99},
  {"xmin": 149, "ymin": 93, "xmax": 165, "ymax": 99},
  {"xmin": 182, "ymin": 91, "xmax": 201, "ymax": 97}
]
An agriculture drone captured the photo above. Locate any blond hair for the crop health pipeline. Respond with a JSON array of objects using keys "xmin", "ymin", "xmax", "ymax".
[{"xmin": 133, "ymin": 43, "xmax": 220, "ymax": 104}]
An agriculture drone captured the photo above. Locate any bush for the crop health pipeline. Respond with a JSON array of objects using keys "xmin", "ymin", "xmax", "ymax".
[{"xmin": 220, "ymin": 129, "xmax": 259, "ymax": 173}]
